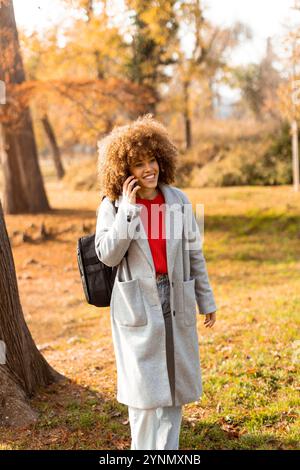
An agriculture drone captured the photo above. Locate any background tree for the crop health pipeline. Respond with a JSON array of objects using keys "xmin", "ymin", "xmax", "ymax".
[
  {"xmin": 123, "ymin": 0, "xmax": 180, "ymax": 116},
  {"xmin": 22, "ymin": 0, "xmax": 157, "ymax": 147},
  {"xmin": 231, "ymin": 37, "xmax": 282, "ymax": 121},
  {"xmin": 20, "ymin": 29, "xmax": 65, "ymax": 179},
  {"xmin": 0, "ymin": 200, "xmax": 65, "ymax": 427},
  {"xmin": 0, "ymin": 0, "xmax": 50, "ymax": 214},
  {"xmin": 165, "ymin": 0, "xmax": 250, "ymax": 149}
]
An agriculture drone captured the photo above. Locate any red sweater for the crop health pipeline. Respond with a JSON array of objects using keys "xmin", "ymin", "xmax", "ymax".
[{"xmin": 136, "ymin": 188, "xmax": 168, "ymax": 274}]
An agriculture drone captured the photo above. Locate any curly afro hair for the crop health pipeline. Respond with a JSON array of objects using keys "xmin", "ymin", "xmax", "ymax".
[{"xmin": 97, "ymin": 114, "xmax": 178, "ymax": 201}]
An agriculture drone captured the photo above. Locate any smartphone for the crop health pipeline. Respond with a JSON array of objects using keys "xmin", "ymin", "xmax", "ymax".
[{"xmin": 126, "ymin": 173, "xmax": 137, "ymax": 188}]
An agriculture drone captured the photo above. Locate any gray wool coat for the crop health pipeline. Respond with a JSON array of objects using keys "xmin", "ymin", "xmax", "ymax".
[{"xmin": 95, "ymin": 181, "xmax": 217, "ymax": 409}]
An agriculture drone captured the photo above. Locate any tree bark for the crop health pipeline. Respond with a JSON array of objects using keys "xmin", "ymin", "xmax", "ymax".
[
  {"xmin": 0, "ymin": 200, "xmax": 65, "ymax": 427},
  {"xmin": 0, "ymin": 0, "xmax": 50, "ymax": 214},
  {"xmin": 41, "ymin": 114, "xmax": 65, "ymax": 179}
]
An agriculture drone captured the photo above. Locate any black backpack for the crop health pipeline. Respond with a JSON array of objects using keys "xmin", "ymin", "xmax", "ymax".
[{"xmin": 77, "ymin": 196, "xmax": 128, "ymax": 307}]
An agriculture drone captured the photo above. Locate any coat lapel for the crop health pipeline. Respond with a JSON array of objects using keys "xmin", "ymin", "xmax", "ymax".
[{"xmin": 115, "ymin": 182, "xmax": 183, "ymax": 280}]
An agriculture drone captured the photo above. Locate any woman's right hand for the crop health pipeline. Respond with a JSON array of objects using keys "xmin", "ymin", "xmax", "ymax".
[{"xmin": 123, "ymin": 175, "xmax": 141, "ymax": 205}]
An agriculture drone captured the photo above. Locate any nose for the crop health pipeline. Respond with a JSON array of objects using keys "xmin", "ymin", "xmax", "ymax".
[{"xmin": 145, "ymin": 161, "xmax": 154, "ymax": 170}]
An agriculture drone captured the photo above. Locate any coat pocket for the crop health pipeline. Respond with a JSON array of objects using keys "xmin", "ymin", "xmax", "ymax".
[
  {"xmin": 112, "ymin": 278, "xmax": 148, "ymax": 327},
  {"xmin": 183, "ymin": 278, "xmax": 197, "ymax": 326}
]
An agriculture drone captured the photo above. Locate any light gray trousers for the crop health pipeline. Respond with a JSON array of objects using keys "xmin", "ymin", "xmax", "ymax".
[{"xmin": 128, "ymin": 273, "xmax": 183, "ymax": 450}]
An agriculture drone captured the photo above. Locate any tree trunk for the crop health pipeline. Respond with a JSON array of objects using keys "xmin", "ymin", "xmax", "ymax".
[
  {"xmin": 85, "ymin": 0, "xmax": 105, "ymax": 79},
  {"xmin": 41, "ymin": 114, "xmax": 65, "ymax": 179},
  {"xmin": 147, "ymin": 99, "xmax": 157, "ymax": 116},
  {"xmin": 207, "ymin": 77, "xmax": 215, "ymax": 119},
  {"xmin": 183, "ymin": 80, "xmax": 192, "ymax": 150},
  {"xmin": 0, "ymin": 200, "xmax": 65, "ymax": 427},
  {"xmin": 0, "ymin": 0, "xmax": 50, "ymax": 214}
]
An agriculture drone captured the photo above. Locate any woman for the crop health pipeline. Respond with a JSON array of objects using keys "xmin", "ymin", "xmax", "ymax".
[{"xmin": 95, "ymin": 114, "xmax": 217, "ymax": 450}]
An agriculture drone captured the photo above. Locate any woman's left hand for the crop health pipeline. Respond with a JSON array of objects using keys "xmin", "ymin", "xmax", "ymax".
[{"xmin": 204, "ymin": 312, "xmax": 216, "ymax": 328}]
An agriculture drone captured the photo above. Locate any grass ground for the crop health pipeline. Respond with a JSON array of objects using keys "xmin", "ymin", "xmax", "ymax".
[{"xmin": 0, "ymin": 171, "xmax": 299, "ymax": 449}]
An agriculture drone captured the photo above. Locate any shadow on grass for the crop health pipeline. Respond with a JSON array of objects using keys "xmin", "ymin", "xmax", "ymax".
[
  {"xmin": 0, "ymin": 377, "xmax": 130, "ymax": 450},
  {"xmin": 0, "ymin": 377, "xmax": 298, "ymax": 450}
]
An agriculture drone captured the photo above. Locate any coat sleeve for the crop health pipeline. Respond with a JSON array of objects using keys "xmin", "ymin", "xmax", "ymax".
[
  {"xmin": 178, "ymin": 189, "xmax": 217, "ymax": 315},
  {"xmin": 95, "ymin": 197, "xmax": 142, "ymax": 267}
]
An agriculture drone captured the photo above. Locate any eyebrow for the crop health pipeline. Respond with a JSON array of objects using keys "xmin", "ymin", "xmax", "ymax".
[{"xmin": 135, "ymin": 156, "xmax": 156, "ymax": 163}]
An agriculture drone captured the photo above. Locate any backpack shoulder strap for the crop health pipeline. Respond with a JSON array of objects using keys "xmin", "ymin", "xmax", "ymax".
[
  {"xmin": 101, "ymin": 195, "xmax": 119, "ymax": 214},
  {"xmin": 101, "ymin": 195, "xmax": 127, "ymax": 259}
]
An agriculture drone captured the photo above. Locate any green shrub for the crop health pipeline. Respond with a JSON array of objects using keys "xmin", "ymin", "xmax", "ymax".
[{"xmin": 189, "ymin": 121, "xmax": 297, "ymax": 187}]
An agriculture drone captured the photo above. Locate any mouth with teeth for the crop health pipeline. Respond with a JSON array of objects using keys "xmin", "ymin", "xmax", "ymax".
[{"xmin": 143, "ymin": 174, "xmax": 156, "ymax": 181}]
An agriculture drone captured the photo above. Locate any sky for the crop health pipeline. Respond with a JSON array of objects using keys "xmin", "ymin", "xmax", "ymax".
[
  {"xmin": 13, "ymin": 0, "xmax": 297, "ymax": 60},
  {"xmin": 204, "ymin": 0, "xmax": 296, "ymax": 63},
  {"xmin": 12, "ymin": 0, "xmax": 299, "ymax": 105}
]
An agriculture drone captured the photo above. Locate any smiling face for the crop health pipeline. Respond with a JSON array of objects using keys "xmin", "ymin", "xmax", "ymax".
[{"xmin": 128, "ymin": 154, "xmax": 160, "ymax": 193}]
